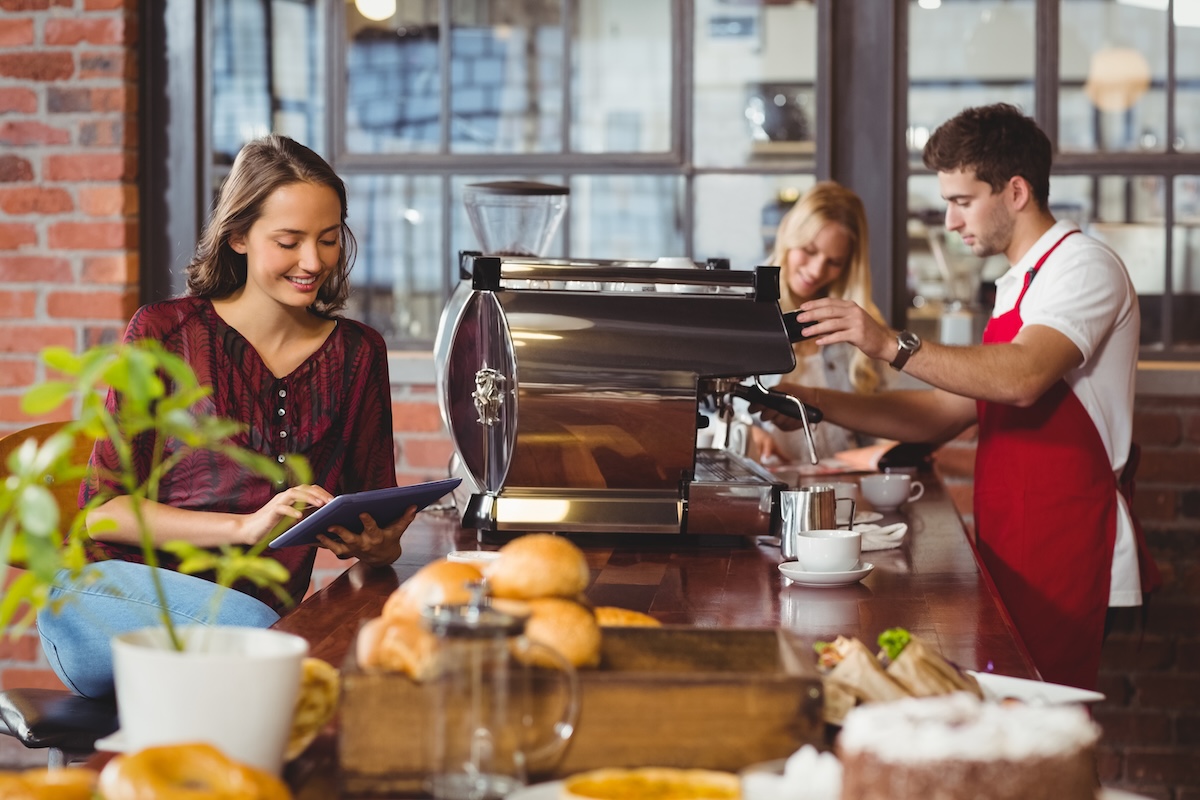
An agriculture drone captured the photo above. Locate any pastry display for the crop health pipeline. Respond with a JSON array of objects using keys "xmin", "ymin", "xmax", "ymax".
[
  {"xmin": 0, "ymin": 766, "xmax": 97, "ymax": 800},
  {"xmin": 483, "ymin": 532, "xmax": 591, "ymax": 600},
  {"xmin": 285, "ymin": 657, "xmax": 340, "ymax": 760},
  {"xmin": 560, "ymin": 767, "xmax": 741, "ymax": 800},
  {"xmin": 97, "ymin": 742, "xmax": 292, "ymax": 800},
  {"xmin": 837, "ymin": 693, "xmax": 1100, "ymax": 800},
  {"xmin": 521, "ymin": 596, "xmax": 603, "ymax": 668},
  {"xmin": 594, "ymin": 606, "xmax": 661, "ymax": 627}
]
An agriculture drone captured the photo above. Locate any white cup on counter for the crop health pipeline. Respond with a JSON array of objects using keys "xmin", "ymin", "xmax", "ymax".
[
  {"xmin": 791, "ymin": 529, "xmax": 862, "ymax": 573},
  {"xmin": 860, "ymin": 473, "xmax": 924, "ymax": 512}
]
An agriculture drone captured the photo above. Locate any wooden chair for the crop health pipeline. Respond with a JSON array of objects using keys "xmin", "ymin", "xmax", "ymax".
[{"xmin": 0, "ymin": 421, "xmax": 118, "ymax": 766}]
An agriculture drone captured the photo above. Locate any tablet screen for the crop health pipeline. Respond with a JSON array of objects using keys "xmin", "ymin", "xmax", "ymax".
[{"xmin": 267, "ymin": 478, "xmax": 462, "ymax": 549}]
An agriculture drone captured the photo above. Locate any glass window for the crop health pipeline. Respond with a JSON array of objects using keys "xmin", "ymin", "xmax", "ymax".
[
  {"xmin": 1176, "ymin": 4, "xmax": 1200, "ymax": 152},
  {"xmin": 693, "ymin": 175, "xmax": 816, "ymax": 268},
  {"xmin": 572, "ymin": 0, "xmax": 672, "ymax": 153},
  {"xmin": 693, "ymin": 0, "xmax": 817, "ymax": 169},
  {"xmin": 1060, "ymin": 0, "xmax": 1167, "ymax": 153},
  {"xmin": 568, "ymin": 175, "xmax": 684, "ymax": 259}
]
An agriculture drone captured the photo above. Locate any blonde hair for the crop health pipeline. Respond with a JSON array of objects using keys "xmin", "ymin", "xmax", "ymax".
[
  {"xmin": 769, "ymin": 181, "xmax": 885, "ymax": 394},
  {"xmin": 185, "ymin": 134, "xmax": 356, "ymax": 316}
]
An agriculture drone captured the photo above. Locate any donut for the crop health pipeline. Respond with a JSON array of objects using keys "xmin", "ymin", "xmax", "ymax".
[
  {"xmin": 0, "ymin": 767, "xmax": 97, "ymax": 800},
  {"xmin": 98, "ymin": 742, "xmax": 292, "ymax": 800}
]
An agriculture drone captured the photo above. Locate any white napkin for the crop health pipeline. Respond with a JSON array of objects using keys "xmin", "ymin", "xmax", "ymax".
[{"xmin": 854, "ymin": 521, "xmax": 908, "ymax": 551}]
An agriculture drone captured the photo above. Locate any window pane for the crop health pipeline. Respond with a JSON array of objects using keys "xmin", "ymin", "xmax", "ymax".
[
  {"xmin": 693, "ymin": 175, "xmax": 816, "ymax": 269},
  {"xmin": 449, "ymin": 1, "xmax": 564, "ymax": 154},
  {"xmin": 211, "ymin": 0, "xmax": 325, "ymax": 164},
  {"xmin": 571, "ymin": 1, "xmax": 672, "ymax": 153},
  {"xmin": 344, "ymin": 175, "xmax": 445, "ymax": 343},
  {"xmin": 908, "ymin": 0, "xmax": 1036, "ymax": 163},
  {"xmin": 1055, "ymin": 175, "xmax": 1166, "ymax": 346},
  {"xmin": 1176, "ymin": 6, "xmax": 1200, "ymax": 152},
  {"xmin": 1060, "ymin": 0, "xmax": 1167, "ymax": 153},
  {"xmin": 693, "ymin": 0, "xmax": 816, "ymax": 169},
  {"xmin": 1173, "ymin": 176, "xmax": 1200, "ymax": 347},
  {"xmin": 344, "ymin": 3, "xmax": 441, "ymax": 154},
  {"xmin": 568, "ymin": 175, "xmax": 684, "ymax": 258}
]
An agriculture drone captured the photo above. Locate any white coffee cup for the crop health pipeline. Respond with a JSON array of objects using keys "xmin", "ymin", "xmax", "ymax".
[
  {"xmin": 791, "ymin": 529, "xmax": 862, "ymax": 573},
  {"xmin": 860, "ymin": 473, "xmax": 924, "ymax": 512}
]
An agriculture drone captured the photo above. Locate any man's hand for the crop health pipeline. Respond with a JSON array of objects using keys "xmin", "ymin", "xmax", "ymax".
[{"xmin": 795, "ymin": 298, "xmax": 895, "ymax": 362}]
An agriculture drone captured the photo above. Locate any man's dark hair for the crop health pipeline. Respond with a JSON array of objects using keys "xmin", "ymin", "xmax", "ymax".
[{"xmin": 922, "ymin": 103, "xmax": 1052, "ymax": 212}]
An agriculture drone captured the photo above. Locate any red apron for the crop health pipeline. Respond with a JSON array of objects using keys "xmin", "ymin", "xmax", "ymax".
[{"xmin": 974, "ymin": 230, "xmax": 1156, "ymax": 691}]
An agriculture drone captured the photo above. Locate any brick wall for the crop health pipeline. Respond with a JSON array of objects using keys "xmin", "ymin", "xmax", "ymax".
[{"xmin": 935, "ymin": 402, "xmax": 1200, "ymax": 800}]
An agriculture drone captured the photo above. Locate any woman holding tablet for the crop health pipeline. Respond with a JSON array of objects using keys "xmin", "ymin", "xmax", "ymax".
[{"xmin": 37, "ymin": 135, "xmax": 413, "ymax": 698}]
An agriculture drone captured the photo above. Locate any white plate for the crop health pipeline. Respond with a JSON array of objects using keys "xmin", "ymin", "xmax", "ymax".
[
  {"xmin": 967, "ymin": 671, "xmax": 1106, "ymax": 705},
  {"xmin": 839, "ymin": 510, "xmax": 883, "ymax": 525},
  {"xmin": 446, "ymin": 549, "xmax": 502, "ymax": 565},
  {"xmin": 506, "ymin": 781, "xmax": 561, "ymax": 799},
  {"xmin": 778, "ymin": 561, "xmax": 874, "ymax": 587}
]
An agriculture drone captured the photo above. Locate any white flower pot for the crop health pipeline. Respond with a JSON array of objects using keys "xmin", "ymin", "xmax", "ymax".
[{"xmin": 111, "ymin": 625, "xmax": 308, "ymax": 774}]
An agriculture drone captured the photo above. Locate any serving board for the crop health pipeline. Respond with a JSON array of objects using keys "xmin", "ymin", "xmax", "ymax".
[{"xmin": 338, "ymin": 626, "xmax": 824, "ymax": 796}]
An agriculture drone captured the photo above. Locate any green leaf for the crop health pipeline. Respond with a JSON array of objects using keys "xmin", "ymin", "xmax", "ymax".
[
  {"xmin": 877, "ymin": 627, "xmax": 912, "ymax": 662},
  {"xmin": 15, "ymin": 484, "xmax": 58, "ymax": 538},
  {"xmin": 20, "ymin": 381, "xmax": 74, "ymax": 415}
]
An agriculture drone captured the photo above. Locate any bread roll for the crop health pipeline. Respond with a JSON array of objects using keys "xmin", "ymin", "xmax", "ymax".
[
  {"xmin": 594, "ymin": 606, "xmax": 661, "ymax": 628},
  {"xmin": 356, "ymin": 616, "xmax": 441, "ymax": 681},
  {"xmin": 382, "ymin": 559, "xmax": 484, "ymax": 621},
  {"xmin": 520, "ymin": 597, "xmax": 602, "ymax": 669},
  {"xmin": 484, "ymin": 533, "xmax": 590, "ymax": 600}
]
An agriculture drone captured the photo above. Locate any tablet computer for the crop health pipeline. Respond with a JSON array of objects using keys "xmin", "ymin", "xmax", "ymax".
[{"xmin": 267, "ymin": 477, "xmax": 462, "ymax": 549}]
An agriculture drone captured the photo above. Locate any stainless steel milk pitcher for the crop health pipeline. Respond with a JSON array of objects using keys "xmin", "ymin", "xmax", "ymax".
[{"xmin": 779, "ymin": 485, "xmax": 855, "ymax": 560}]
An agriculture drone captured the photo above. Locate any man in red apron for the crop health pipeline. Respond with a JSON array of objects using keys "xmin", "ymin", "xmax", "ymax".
[{"xmin": 762, "ymin": 104, "xmax": 1159, "ymax": 690}]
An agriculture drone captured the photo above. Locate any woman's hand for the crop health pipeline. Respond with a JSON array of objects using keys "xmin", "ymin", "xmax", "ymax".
[
  {"xmin": 239, "ymin": 484, "xmax": 335, "ymax": 546},
  {"xmin": 318, "ymin": 505, "xmax": 417, "ymax": 567},
  {"xmin": 748, "ymin": 425, "xmax": 789, "ymax": 465}
]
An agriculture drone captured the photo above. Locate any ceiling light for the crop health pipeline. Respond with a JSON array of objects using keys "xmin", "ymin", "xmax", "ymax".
[
  {"xmin": 354, "ymin": 0, "xmax": 396, "ymax": 22},
  {"xmin": 1084, "ymin": 46, "xmax": 1152, "ymax": 113}
]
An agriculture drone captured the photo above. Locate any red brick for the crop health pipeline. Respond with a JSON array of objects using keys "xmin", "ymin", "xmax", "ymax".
[
  {"xmin": 47, "ymin": 289, "xmax": 129, "ymax": 319},
  {"xmin": 1094, "ymin": 708, "xmax": 1173, "ymax": 744},
  {"xmin": 1126, "ymin": 748, "xmax": 1200, "ymax": 785},
  {"xmin": 0, "ymin": 222, "xmax": 36, "ymax": 250},
  {"xmin": 0, "ymin": 120, "xmax": 71, "ymax": 146},
  {"xmin": 0, "ymin": 154, "xmax": 33, "ymax": 182},
  {"xmin": 1179, "ymin": 640, "xmax": 1200, "ymax": 665},
  {"xmin": 0, "ymin": 631, "xmax": 41, "ymax": 661},
  {"xmin": 1138, "ymin": 449, "xmax": 1200, "ymax": 483},
  {"xmin": 79, "ymin": 183, "xmax": 136, "ymax": 217},
  {"xmin": 0, "ymin": 0, "xmax": 54, "ymax": 8},
  {"xmin": 392, "ymin": 400, "xmax": 445, "ymax": 433},
  {"xmin": 0, "ymin": 87, "xmax": 37, "ymax": 113},
  {"xmin": 0, "ymin": 256, "xmax": 72, "ymax": 282},
  {"xmin": 0, "ymin": 324, "xmax": 75, "ymax": 354},
  {"xmin": 0, "ymin": 18, "xmax": 34, "ymax": 46},
  {"xmin": 0, "ymin": 668, "xmax": 67, "ymax": 691},
  {"xmin": 1186, "ymin": 413, "xmax": 1200, "ymax": 445},
  {"xmin": 47, "ymin": 220, "xmax": 136, "ymax": 250},
  {"xmin": 79, "ymin": 117, "xmax": 131, "ymax": 148},
  {"xmin": 1134, "ymin": 411, "xmax": 1183, "ymax": 446},
  {"xmin": 83, "ymin": 323, "xmax": 125, "ymax": 348},
  {"xmin": 395, "ymin": 470, "xmax": 450, "ymax": 486},
  {"xmin": 1100, "ymin": 633, "xmax": 1175, "ymax": 671},
  {"xmin": 1096, "ymin": 746, "xmax": 1123, "ymax": 783},
  {"xmin": 85, "ymin": 0, "xmax": 137, "ymax": 8},
  {"xmin": 0, "ymin": 186, "xmax": 73, "ymax": 215},
  {"xmin": 1097, "ymin": 672, "xmax": 1135, "ymax": 706},
  {"xmin": 46, "ymin": 86, "xmax": 131, "ymax": 114},
  {"xmin": 0, "ymin": 358, "xmax": 35, "ymax": 388},
  {"xmin": 1135, "ymin": 673, "xmax": 1200, "ymax": 708},
  {"xmin": 0, "ymin": 290, "xmax": 35, "ymax": 318},
  {"xmin": 0, "ymin": 52, "xmax": 73, "ymax": 81},
  {"xmin": 1133, "ymin": 488, "xmax": 1176, "ymax": 521},
  {"xmin": 83, "ymin": 253, "xmax": 137, "ymax": 283},
  {"xmin": 45, "ymin": 152, "xmax": 131, "ymax": 181},
  {"xmin": 1146, "ymin": 601, "xmax": 1200, "ymax": 635},
  {"xmin": 399, "ymin": 437, "xmax": 455, "ymax": 470},
  {"xmin": 44, "ymin": 16, "xmax": 126, "ymax": 46},
  {"xmin": 80, "ymin": 49, "xmax": 133, "ymax": 79}
]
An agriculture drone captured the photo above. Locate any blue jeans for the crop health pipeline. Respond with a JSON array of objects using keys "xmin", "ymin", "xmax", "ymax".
[{"xmin": 36, "ymin": 560, "xmax": 281, "ymax": 699}]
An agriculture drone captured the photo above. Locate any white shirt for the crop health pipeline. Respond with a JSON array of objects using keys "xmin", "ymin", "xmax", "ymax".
[{"xmin": 991, "ymin": 220, "xmax": 1142, "ymax": 606}]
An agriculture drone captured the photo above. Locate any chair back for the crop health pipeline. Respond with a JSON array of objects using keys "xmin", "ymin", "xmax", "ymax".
[{"xmin": 0, "ymin": 420, "xmax": 93, "ymax": 530}]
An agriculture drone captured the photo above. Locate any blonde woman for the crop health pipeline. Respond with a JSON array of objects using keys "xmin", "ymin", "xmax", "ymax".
[{"xmin": 753, "ymin": 181, "xmax": 889, "ymax": 464}]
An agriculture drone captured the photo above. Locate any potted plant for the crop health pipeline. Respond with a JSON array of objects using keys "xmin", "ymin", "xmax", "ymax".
[{"xmin": 0, "ymin": 341, "xmax": 314, "ymax": 772}]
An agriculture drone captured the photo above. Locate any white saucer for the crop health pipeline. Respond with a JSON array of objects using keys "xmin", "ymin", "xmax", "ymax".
[
  {"xmin": 446, "ymin": 549, "xmax": 501, "ymax": 565},
  {"xmin": 839, "ymin": 510, "xmax": 884, "ymax": 525},
  {"xmin": 778, "ymin": 561, "xmax": 874, "ymax": 587}
]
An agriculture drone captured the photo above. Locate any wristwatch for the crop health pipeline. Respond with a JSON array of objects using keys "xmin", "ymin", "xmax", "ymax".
[{"xmin": 890, "ymin": 330, "xmax": 922, "ymax": 371}]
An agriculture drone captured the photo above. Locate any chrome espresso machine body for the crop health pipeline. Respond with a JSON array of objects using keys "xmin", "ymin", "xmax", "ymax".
[{"xmin": 435, "ymin": 253, "xmax": 818, "ymax": 539}]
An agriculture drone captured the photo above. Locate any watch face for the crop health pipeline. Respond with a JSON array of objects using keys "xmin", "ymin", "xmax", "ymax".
[{"xmin": 899, "ymin": 331, "xmax": 921, "ymax": 350}]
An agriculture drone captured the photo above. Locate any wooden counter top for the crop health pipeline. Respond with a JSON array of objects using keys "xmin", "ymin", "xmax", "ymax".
[{"xmin": 276, "ymin": 474, "xmax": 1037, "ymax": 680}]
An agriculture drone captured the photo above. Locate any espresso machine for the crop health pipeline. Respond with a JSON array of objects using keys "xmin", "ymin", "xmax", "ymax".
[{"xmin": 435, "ymin": 182, "xmax": 819, "ymax": 539}]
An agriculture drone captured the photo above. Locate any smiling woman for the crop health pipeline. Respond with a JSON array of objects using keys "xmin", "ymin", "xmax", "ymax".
[{"xmin": 36, "ymin": 135, "xmax": 413, "ymax": 700}]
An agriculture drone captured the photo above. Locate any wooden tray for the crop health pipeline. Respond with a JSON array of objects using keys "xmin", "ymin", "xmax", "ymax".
[{"xmin": 338, "ymin": 626, "xmax": 823, "ymax": 796}]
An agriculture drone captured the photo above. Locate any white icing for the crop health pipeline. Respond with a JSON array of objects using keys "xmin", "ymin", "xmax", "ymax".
[
  {"xmin": 742, "ymin": 745, "xmax": 842, "ymax": 800},
  {"xmin": 837, "ymin": 693, "xmax": 1101, "ymax": 762}
]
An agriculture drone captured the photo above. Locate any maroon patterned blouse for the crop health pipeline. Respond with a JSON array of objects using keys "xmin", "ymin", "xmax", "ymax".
[{"xmin": 80, "ymin": 297, "xmax": 397, "ymax": 613}]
